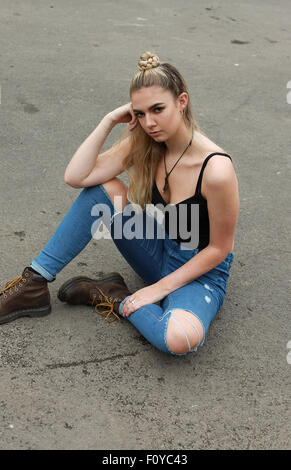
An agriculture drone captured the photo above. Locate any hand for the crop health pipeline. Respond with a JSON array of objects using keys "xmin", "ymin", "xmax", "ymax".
[
  {"xmin": 121, "ymin": 283, "xmax": 169, "ymax": 317},
  {"xmin": 107, "ymin": 102, "xmax": 138, "ymax": 132}
]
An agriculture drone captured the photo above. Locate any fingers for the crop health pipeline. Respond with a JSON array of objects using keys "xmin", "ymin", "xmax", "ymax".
[
  {"xmin": 128, "ymin": 104, "xmax": 138, "ymax": 131},
  {"xmin": 128, "ymin": 116, "xmax": 138, "ymax": 132},
  {"xmin": 122, "ymin": 305, "xmax": 134, "ymax": 317},
  {"xmin": 122, "ymin": 298, "xmax": 138, "ymax": 317}
]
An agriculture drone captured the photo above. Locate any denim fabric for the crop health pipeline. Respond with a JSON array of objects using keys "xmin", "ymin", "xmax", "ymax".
[{"xmin": 31, "ymin": 183, "xmax": 234, "ymax": 356}]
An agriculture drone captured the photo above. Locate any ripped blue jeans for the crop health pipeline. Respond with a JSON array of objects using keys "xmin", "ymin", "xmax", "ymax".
[{"xmin": 30, "ymin": 184, "xmax": 234, "ymax": 356}]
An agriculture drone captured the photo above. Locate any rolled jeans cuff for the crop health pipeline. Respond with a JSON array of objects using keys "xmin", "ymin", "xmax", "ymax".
[{"xmin": 30, "ymin": 260, "xmax": 56, "ymax": 282}]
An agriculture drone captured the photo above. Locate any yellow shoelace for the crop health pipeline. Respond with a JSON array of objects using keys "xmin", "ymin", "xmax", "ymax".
[
  {"xmin": 0, "ymin": 275, "xmax": 25, "ymax": 297},
  {"xmin": 91, "ymin": 287, "xmax": 123, "ymax": 323}
]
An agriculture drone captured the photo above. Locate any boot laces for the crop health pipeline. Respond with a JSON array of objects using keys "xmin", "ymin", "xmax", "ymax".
[
  {"xmin": 0, "ymin": 275, "xmax": 26, "ymax": 297},
  {"xmin": 91, "ymin": 287, "xmax": 123, "ymax": 323}
]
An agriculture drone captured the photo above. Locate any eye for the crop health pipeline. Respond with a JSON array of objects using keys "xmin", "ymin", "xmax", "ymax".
[{"xmin": 134, "ymin": 107, "xmax": 164, "ymax": 118}]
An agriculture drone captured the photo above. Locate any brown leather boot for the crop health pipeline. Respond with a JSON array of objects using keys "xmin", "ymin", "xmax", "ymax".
[
  {"xmin": 0, "ymin": 267, "xmax": 51, "ymax": 325},
  {"xmin": 57, "ymin": 272, "xmax": 132, "ymax": 323}
]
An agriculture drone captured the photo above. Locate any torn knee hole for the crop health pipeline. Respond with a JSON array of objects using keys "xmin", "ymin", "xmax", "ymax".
[
  {"xmin": 166, "ymin": 311, "xmax": 202, "ymax": 354},
  {"xmin": 172, "ymin": 309, "xmax": 203, "ymax": 345}
]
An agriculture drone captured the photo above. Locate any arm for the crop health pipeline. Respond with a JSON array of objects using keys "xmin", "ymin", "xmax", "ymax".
[
  {"xmin": 64, "ymin": 114, "xmax": 116, "ymax": 187},
  {"xmin": 64, "ymin": 102, "xmax": 138, "ymax": 188},
  {"xmin": 157, "ymin": 157, "xmax": 240, "ymax": 294}
]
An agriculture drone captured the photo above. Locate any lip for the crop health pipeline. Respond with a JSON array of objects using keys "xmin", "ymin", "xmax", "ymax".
[{"xmin": 149, "ymin": 131, "xmax": 162, "ymax": 135}]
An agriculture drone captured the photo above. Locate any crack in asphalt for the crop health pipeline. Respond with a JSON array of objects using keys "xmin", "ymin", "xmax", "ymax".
[{"xmin": 45, "ymin": 351, "xmax": 139, "ymax": 370}]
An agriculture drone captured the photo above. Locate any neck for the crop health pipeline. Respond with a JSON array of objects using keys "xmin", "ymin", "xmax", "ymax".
[{"xmin": 164, "ymin": 123, "xmax": 194, "ymax": 155}]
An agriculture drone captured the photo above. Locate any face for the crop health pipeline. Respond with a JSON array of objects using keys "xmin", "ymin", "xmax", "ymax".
[{"xmin": 131, "ymin": 85, "xmax": 187, "ymax": 141}]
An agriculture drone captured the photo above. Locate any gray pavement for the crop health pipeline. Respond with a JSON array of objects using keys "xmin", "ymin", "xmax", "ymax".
[{"xmin": 0, "ymin": 0, "xmax": 290, "ymax": 450}]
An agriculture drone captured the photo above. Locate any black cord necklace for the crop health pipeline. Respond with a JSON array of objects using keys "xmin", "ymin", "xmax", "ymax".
[{"xmin": 162, "ymin": 125, "xmax": 194, "ymax": 193}]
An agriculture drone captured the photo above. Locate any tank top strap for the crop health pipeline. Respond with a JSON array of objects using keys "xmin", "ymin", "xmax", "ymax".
[{"xmin": 194, "ymin": 152, "xmax": 232, "ymax": 198}]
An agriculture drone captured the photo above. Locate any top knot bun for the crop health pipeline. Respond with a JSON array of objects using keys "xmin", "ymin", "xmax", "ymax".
[{"xmin": 138, "ymin": 51, "xmax": 160, "ymax": 71}]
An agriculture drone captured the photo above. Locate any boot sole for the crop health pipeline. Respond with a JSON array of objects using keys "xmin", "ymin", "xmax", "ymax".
[
  {"xmin": 57, "ymin": 272, "xmax": 125, "ymax": 302},
  {"xmin": 0, "ymin": 304, "xmax": 52, "ymax": 325}
]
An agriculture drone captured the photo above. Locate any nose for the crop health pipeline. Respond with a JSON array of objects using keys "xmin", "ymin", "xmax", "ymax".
[{"xmin": 145, "ymin": 113, "xmax": 156, "ymax": 129}]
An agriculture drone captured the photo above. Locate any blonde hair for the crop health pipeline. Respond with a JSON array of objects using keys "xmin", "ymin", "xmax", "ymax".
[{"xmin": 118, "ymin": 51, "xmax": 204, "ymax": 208}]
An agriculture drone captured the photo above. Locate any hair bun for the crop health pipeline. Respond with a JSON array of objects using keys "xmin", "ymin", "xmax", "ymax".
[{"xmin": 138, "ymin": 51, "xmax": 160, "ymax": 71}]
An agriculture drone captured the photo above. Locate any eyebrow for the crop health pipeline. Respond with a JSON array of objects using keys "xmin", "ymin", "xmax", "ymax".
[{"xmin": 133, "ymin": 102, "xmax": 165, "ymax": 113}]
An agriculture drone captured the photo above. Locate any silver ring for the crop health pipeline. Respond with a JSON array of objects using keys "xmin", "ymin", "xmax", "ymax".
[{"xmin": 129, "ymin": 299, "xmax": 135, "ymax": 304}]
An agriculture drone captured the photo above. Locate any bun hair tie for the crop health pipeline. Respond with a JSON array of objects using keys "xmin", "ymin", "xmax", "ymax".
[{"xmin": 138, "ymin": 51, "xmax": 160, "ymax": 71}]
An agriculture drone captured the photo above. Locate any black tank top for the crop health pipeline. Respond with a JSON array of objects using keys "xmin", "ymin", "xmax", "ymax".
[{"xmin": 151, "ymin": 152, "xmax": 232, "ymax": 249}]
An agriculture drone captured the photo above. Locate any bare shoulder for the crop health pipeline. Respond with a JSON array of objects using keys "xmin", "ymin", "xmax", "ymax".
[
  {"xmin": 201, "ymin": 152, "xmax": 238, "ymax": 205},
  {"xmin": 198, "ymin": 132, "xmax": 235, "ymax": 177},
  {"xmin": 204, "ymin": 152, "xmax": 235, "ymax": 183},
  {"xmin": 197, "ymin": 132, "xmax": 231, "ymax": 169},
  {"xmin": 200, "ymin": 142, "xmax": 237, "ymax": 198}
]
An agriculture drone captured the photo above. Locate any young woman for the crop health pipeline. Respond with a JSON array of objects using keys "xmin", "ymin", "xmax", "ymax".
[{"xmin": 0, "ymin": 51, "xmax": 239, "ymax": 357}]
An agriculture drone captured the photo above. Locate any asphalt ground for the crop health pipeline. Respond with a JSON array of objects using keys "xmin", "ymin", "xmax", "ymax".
[{"xmin": 0, "ymin": 0, "xmax": 290, "ymax": 450}]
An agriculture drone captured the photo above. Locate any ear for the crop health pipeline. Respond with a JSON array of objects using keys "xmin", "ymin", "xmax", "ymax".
[{"xmin": 177, "ymin": 92, "xmax": 188, "ymax": 113}]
